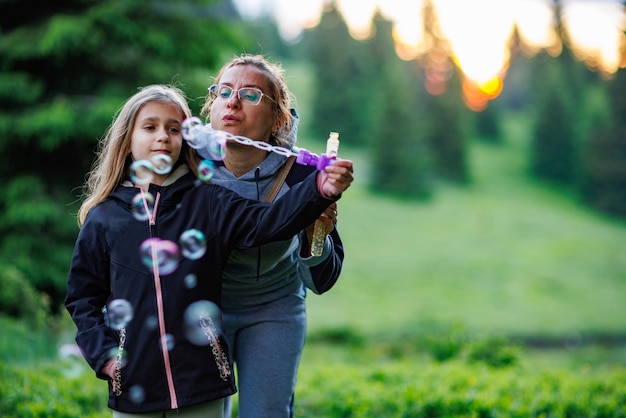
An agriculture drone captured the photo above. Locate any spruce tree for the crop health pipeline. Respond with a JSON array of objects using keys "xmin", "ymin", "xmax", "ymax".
[
  {"xmin": 417, "ymin": 0, "xmax": 470, "ymax": 184},
  {"xmin": 581, "ymin": 67, "xmax": 626, "ymax": 218},
  {"xmin": 301, "ymin": 1, "xmax": 372, "ymax": 146},
  {"xmin": 368, "ymin": 10, "xmax": 433, "ymax": 198},
  {"xmin": 0, "ymin": 0, "xmax": 246, "ymax": 314},
  {"xmin": 529, "ymin": 0, "xmax": 587, "ymax": 185}
]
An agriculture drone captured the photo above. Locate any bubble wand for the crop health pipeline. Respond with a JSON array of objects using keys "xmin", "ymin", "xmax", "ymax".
[
  {"xmin": 181, "ymin": 117, "xmax": 339, "ymax": 172},
  {"xmin": 310, "ymin": 132, "xmax": 339, "ymax": 256}
]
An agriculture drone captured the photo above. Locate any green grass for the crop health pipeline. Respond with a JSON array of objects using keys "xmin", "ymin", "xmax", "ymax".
[
  {"xmin": 2, "ymin": 107, "xmax": 626, "ymax": 415},
  {"xmin": 303, "ymin": 115, "xmax": 626, "ymax": 343},
  {"xmin": 270, "ymin": 60, "xmax": 626, "ymax": 348}
]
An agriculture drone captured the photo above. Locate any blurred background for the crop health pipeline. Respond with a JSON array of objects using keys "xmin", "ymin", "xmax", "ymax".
[{"xmin": 1, "ymin": 0, "xmax": 626, "ymax": 415}]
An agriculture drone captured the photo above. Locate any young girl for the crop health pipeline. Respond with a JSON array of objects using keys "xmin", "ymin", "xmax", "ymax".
[{"xmin": 65, "ymin": 84, "xmax": 354, "ymax": 417}]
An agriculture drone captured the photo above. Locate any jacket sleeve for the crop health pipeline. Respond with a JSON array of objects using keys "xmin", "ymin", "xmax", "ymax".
[
  {"xmin": 287, "ymin": 164, "xmax": 344, "ymax": 294},
  {"xmin": 209, "ymin": 171, "xmax": 338, "ymax": 250},
  {"xmin": 64, "ymin": 216, "xmax": 118, "ymax": 379},
  {"xmin": 296, "ymin": 227, "xmax": 344, "ymax": 294}
]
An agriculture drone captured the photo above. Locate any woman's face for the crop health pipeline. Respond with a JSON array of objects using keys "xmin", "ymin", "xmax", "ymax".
[
  {"xmin": 130, "ymin": 101, "xmax": 184, "ymax": 185},
  {"xmin": 210, "ymin": 64, "xmax": 275, "ymax": 143}
]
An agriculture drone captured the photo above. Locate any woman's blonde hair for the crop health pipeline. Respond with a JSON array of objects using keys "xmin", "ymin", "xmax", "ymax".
[
  {"xmin": 200, "ymin": 54, "xmax": 293, "ymax": 148},
  {"xmin": 77, "ymin": 84, "xmax": 200, "ymax": 226}
]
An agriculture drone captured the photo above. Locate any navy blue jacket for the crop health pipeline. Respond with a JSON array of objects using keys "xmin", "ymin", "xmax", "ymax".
[{"xmin": 65, "ymin": 167, "xmax": 337, "ymax": 413}]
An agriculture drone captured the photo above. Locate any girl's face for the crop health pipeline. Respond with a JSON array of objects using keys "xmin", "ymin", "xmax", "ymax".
[
  {"xmin": 210, "ymin": 64, "xmax": 275, "ymax": 143},
  {"xmin": 130, "ymin": 101, "xmax": 184, "ymax": 186}
]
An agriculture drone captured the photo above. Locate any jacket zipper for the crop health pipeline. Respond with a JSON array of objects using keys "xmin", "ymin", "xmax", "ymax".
[{"xmin": 143, "ymin": 190, "xmax": 178, "ymax": 409}]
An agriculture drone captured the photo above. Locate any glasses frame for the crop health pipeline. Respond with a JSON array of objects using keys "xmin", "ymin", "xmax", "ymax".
[{"xmin": 208, "ymin": 84, "xmax": 275, "ymax": 106}]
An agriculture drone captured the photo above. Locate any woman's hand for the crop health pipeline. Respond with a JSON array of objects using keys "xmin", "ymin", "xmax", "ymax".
[
  {"xmin": 317, "ymin": 159, "xmax": 354, "ymax": 198},
  {"xmin": 306, "ymin": 202, "xmax": 338, "ymax": 243}
]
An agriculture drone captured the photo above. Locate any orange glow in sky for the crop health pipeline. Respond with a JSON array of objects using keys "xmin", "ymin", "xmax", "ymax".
[{"xmin": 233, "ymin": 0, "xmax": 626, "ymax": 110}]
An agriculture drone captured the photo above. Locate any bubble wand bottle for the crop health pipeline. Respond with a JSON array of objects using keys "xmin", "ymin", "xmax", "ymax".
[{"xmin": 310, "ymin": 132, "xmax": 339, "ymax": 257}]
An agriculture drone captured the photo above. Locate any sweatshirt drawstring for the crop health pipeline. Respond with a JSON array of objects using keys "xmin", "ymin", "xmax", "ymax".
[{"xmin": 255, "ymin": 167, "xmax": 261, "ymax": 281}]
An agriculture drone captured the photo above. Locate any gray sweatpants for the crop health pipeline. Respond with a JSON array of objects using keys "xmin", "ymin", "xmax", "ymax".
[{"xmin": 223, "ymin": 286, "xmax": 307, "ymax": 418}]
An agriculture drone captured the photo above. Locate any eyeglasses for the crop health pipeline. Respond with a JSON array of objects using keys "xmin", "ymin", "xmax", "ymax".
[{"xmin": 208, "ymin": 84, "xmax": 275, "ymax": 106}]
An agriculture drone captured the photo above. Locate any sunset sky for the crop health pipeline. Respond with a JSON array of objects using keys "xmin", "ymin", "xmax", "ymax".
[
  {"xmin": 235, "ymin": 0, "xmax": 626, "ymax": 110},
  {"xmin": 233, "ymin": 0, "xmax": 626, "ymax": 109}
]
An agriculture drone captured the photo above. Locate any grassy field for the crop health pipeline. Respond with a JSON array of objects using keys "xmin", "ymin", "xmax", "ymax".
[
  {"xmin": 3, "ymin": 108, "xmax": 626, "ymax": 416},
  {"xmin": 300, "ymin": 114, "xmax": 626, "ymax": 352}
]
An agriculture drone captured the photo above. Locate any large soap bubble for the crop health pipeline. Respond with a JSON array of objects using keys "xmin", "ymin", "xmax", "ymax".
[
  {"xmin": 107, "ymin": 299, "xmax": 134, "ymax": 330},
  {"xmin": 131, "ymin": 192, "xmax": 154, "ymax": 221},
  {"xmin": 183, "ymin": 300, "xmax": 222, "ymax": 346},
  {"xmin": 181, "ymin": 117, "xmax": 226, "ymax": 160},
  {"xmin": 152, "ymin": 154, "xmax": 173, "ymax": 175},
  {"xmin": 179, "ymin": 229, "xmax": 207, "ymax": 260},
  {"xmin": 129, "ymin": 160, "xmax": 154, "ymax": 185},
  {"xmin": 139, "ymin": 238, "xmax": 180, "ymax": 275}
]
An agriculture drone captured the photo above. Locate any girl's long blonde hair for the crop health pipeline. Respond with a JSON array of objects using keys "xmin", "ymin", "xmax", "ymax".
[
  {"xmin": 200, "ymin": 54, "xmax": 293, "ymax": 147},
  {"xmin": 77, "ymin": 84, "xmax": 200, "ymax": 226}
]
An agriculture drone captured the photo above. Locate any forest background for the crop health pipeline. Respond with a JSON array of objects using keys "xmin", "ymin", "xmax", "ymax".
[{"xmin": 1, "ymin": 0, "xmax": 626, "ymax": 416}]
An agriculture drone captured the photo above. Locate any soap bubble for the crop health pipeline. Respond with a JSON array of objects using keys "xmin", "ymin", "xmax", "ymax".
[
  {"xmin": 152, "ymin": 154, "xmax": 173, "ymax": 175},
  {"xmin": 182, "ymin": 116, "xmax": 207, "ymax": 149},
  {"xmin": 130, "ymin": 160, "xmax": 154, "ymax": 185},
  {"xmin": 129, "ymin": 385, "xmax": 146, "ymax": 404},
  {"xmin": 107, "ymin": 346, "xmax": 128, "ymax": 368},
  {"xmin": 145, "ymin": 315, "xmax": 158, "ymax": 331},
  {"xmin": 204, "ymin": 130, "xmax": 226, "ymax": 161},
  {"xmin": 58, "ymin": 343, "xmax": 87, "ymax": 378},
  {"xmin": 139, "ymin": 238, "xmax": 180, "ymax": 275},
  {"xmin": 107, "ymin": 299, "xmax": 134, "ymax": 330},
  {"xmin": 197, "ymin": 159, "xmax": 215, "ymax": 182},
  {"xmin": 131, "ymin": 192, "xmax": 154, "ymax": 221},
  {"xmin": 179, "ymin": 229, "xmax": 206, "ymax": 260},
  {"xmin": 160, "ymin": 334, "xmax": 176, "ymax": 352},
  {"xmin": 184, "ymin": 274, "xmax": 198, "ymax": 289},
  {"xmin": 184, "ymin": 300, "xmax": 222, "ymax": 346},
  {"xmin": 181, "ymin": 117, "xmax": 226, "ymax": 160}
]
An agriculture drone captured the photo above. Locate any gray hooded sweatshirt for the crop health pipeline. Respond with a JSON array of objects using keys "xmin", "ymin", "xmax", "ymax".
[{"xmin": 198, "ymin": 112, "xmax": 337, "ymax": 308}]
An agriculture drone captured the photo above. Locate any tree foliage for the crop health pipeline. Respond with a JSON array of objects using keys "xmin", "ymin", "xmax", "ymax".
[
  {"xmin": 368, "ymin": 11, "xmax": 433, "ymax": 198},
  {"xmin": 581, "ymin": 68, "xmax": 626, "ymax": 217},
  {"xmin": 529, "ymin": 52, "xmax": 580, "ymax": 184},
  {"xmin": 300, "ymin": 2, "xmax": 374, "ymax": 146},
  {"xmin": 0, "ymin": 0, "xmax": 248, "ymax": 314},
  {"xmin": 302, "ymin": 1, "xmax": 470, "ymax": 195}
]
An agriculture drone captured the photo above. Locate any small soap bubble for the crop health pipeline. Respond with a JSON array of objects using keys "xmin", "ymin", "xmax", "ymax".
[
  {"xmin": 130, "ymin": 160, "xmax": 154, "ymax": 185},
  {"xmin": 160, "ymin": 334, "xmax": 176, "ymax": 352},
  {"xmin": 179, "ymin": 229, "xmax": 206, "ymax": 260},
  {"xmin": 152, "ymin": 154, "xmax": 173, "ymax": 175},
  {"xmin": 131, "ymin": 192, "xmax": 154, "ymax": 221},
  {"xmin": 108, "ymin": 347, "xmax": 128, "ymax": 368},
  {"xmin": 184, "ymin": 274, "xmax": 198, "ymax": 289},
  {"xmin": 107, "ymin": 299, "xmax": 134, "ymax": 330},
  {"xmin": 184, "ymin": 300, "xmax": 222, "ymax": 346},
  {"xmin": 197, "ymin": 159, "xmax": 215, "ymax": 182},
  {"xmin": 145, "ymin": 315, "xmax": 158, "ymax": 331},
  {"xmin": 129, "ymin": 385, "xmax": 146, "ymax": 404},
  {"xmin": 139, "ymin": 238, "xmax": 180, "ymax": 275},
  {"xmin": 58, "ymin": 343, "xmax": 87, "ymax": 379}
]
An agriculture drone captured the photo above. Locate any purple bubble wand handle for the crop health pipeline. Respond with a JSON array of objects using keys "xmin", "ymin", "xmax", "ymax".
[{"xmin": 295, "ymin": 149, "xmax": 337, "ymax": 171}]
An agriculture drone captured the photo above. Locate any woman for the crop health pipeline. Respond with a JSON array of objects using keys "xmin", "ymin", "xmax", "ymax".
[
  {"xmin": 198, "ymin": 54, "xmax": 345, "ymax": 417},
  {"xmin": 65, "ymin": 84, "xmax": 353, "ymax": 417}
]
